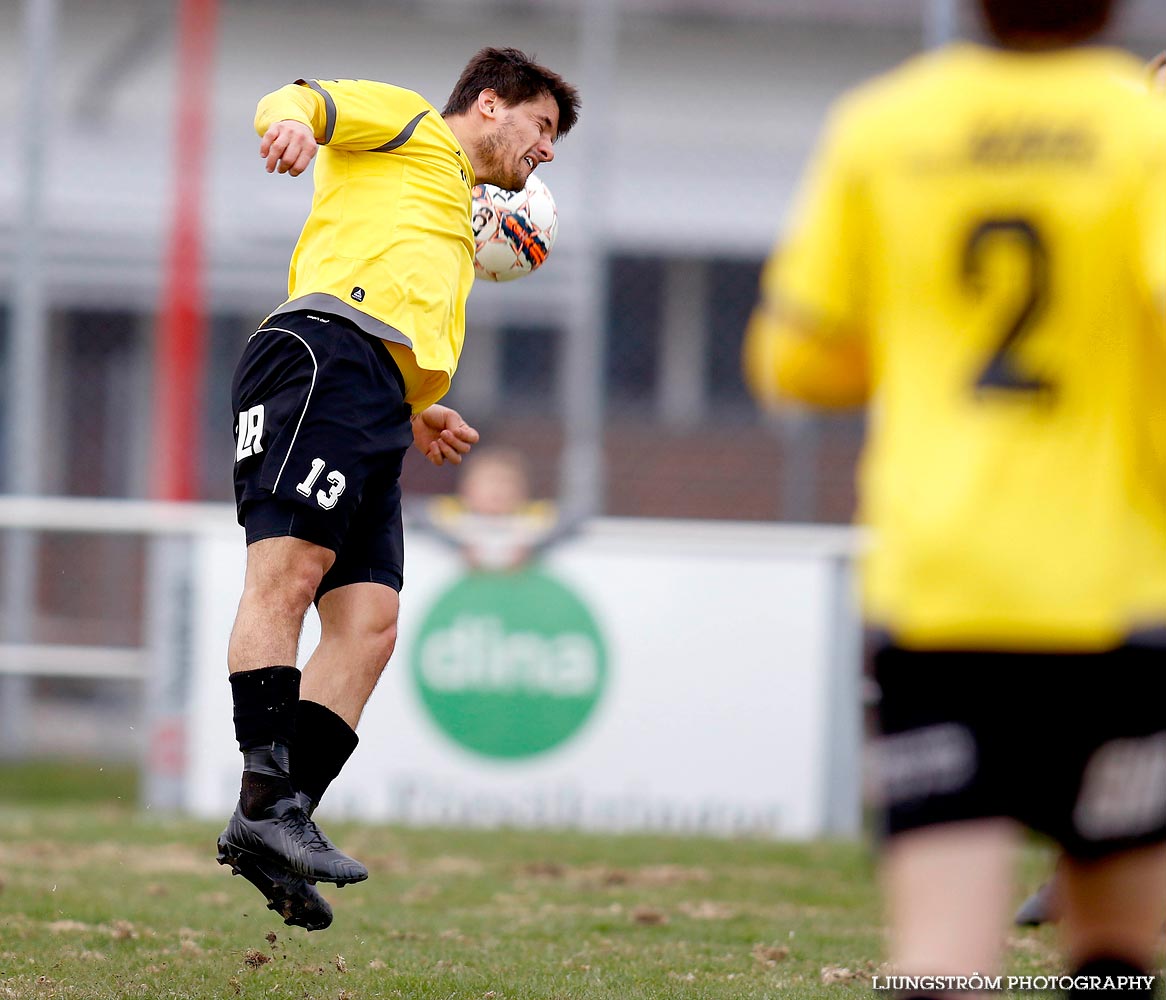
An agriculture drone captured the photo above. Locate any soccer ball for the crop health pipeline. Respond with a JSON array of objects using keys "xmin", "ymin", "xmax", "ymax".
[{"xmin": 471, "ymin": 174, "xmax": 558, "ymax": 282}]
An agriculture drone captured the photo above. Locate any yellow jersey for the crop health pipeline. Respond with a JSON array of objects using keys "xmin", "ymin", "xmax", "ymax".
[
  {"xmin": 255, "ymin": 79, "xmax": 477, "ymax": 411},
  {"xmin": 744, "ymin": 44, "xmax": 1166, "ymax": 650}
]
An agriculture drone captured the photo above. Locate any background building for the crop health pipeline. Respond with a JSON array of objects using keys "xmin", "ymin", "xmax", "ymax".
[{"xmin": 1, "ymin": 0, "xmax": 1163, "ymax": 766}]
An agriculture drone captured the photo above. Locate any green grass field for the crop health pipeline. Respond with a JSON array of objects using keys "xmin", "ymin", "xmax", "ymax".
[{"xmin": 0, "ymin": 764, "xmax": 1062, "ymax": 1000}]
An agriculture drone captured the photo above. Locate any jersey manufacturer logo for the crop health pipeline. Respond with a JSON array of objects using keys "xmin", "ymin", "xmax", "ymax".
[{"xmin": 350, "ymin": 287, "xmax": 366, "ymax": 302}]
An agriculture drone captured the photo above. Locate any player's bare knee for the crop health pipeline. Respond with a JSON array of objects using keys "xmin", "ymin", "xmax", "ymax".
[
  {"xmin": 285, "ymin": 569, "xmax": 325, "ymax": 619},
  {"xmin": 246, "ymin": 561, "xmax": 324, "ymax": 622},
  {"xmin": 345, "ymin": 609, "xmax": 397, "ymax": 670},
  {"xmin": 369, "ymin": 619, "xmax": 398, "ymax": 668},
  {"xmin": 245, "ymin": 541, "xmax": 331, "ymax": 613}
]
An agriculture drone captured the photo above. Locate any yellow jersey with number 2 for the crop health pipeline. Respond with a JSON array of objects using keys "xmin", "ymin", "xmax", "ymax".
[{"xmin": 744, "ymin": 44, "xmax": 1166, "ymax": 650}]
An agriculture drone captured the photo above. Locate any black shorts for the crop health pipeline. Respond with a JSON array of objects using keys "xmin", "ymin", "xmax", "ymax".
[
  {"xmin": 231, "ymin": 310, "xmax": 413, "ymax": 597},
  {"xmin": 871, "ymin": 643, "xmax": 1166, "ymax": 859}
]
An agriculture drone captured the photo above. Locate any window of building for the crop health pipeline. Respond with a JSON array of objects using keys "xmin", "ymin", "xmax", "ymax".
[
  {"xmin": 0, "ymin": 307, "xmax": 8, "ymax": 484},
  {"xmin": 605, "ymin": 254, "xmax": 664, "ymax": 408},
  {"xmin": 60, "ymin": 310, "xmax": 141, "ymax": 497},
  {"xmin": 706, "ymin": 256, "xmax": 763, "ymax": 409},
  {"xmin": 499, "ymin": 323, "xmax": 560, "ymax": 404}
]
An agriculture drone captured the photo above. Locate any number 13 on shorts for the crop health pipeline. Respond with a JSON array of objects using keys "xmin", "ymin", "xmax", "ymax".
[{"xmin": 295, "ymin": 457, "xmax": 347, "ymax": 510}]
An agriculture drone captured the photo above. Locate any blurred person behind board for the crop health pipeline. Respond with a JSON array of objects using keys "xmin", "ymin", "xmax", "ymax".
[
  {"xmin": 217, "ymin": 49, "xmax": 580, "ymax": 932},
  {"xmin": 417, "ymin": 447, "xmax": 569, "ymax": 571},
  {"xmin": 743, "ymin": 1, "xmax": 1166, "ymax": 996}
]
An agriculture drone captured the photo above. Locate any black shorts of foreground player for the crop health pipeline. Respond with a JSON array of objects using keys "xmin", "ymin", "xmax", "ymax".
[
  {"xmin": 215, "ymin": 48, "xmax": 580, "ymax": 931},
  {"xmin": 743, "ymin": 0, "xmax": 1166, "ymax": 995}
]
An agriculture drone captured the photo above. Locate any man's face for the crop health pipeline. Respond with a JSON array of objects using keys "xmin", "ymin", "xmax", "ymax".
[{"xmin": 475, "ymin": 91, "xmax": 559, "ymax": 191}]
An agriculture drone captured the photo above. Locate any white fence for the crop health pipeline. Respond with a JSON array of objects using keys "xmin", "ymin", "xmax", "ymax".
[{"xmin": 0, "ymin": 496, "xmax": 863, "ymax": 838}]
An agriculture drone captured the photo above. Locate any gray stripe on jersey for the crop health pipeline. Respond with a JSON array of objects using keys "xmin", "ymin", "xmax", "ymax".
[
  {"xmin": 296, "ymin": 79, "xmax": 336, "ymax": 144},
  {"xmin": 370, "ymin": 110, "xmax": 429, "ymax": 152},
  {"xmin": 270, "ymin": 294, "xmax": 415, "ymax": 350}
]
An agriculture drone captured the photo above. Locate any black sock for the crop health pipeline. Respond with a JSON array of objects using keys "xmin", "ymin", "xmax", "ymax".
[
  {"xmin": 1069, "ymin": 957, "xmax": 1154, "ymax": 999},
  {"xmin": 230, "ymin": 666, "xmax": 300, "ymax": 818},
  {"xmin": 290, "ymin": 700, "xmax": 359, "ymax": 811}
]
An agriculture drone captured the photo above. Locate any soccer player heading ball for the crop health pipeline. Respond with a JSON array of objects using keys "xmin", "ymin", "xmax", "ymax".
[
  {"xmin": 745, "ymin": 0, "xmax": 1166, "ymax": 994},
  {"xmin": 217, "ymin": 49, "xmax": 580, "ymax": 930}
]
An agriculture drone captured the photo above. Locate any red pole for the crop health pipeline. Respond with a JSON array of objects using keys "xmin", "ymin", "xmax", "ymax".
[{"xmin": 153, "ymin": 0, "xmax": 218, "ymax": 501}]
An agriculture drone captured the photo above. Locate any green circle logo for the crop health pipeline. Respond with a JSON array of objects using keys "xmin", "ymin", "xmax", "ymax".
[{"xmin": 411, "ymin": 569, "xmax": 607, "ymax": 759}]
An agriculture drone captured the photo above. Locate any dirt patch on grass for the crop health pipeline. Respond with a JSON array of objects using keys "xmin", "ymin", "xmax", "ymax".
[
  {"xmin": 45, "ymin": 919, "xmax": 147, "ymax": 940},
  {"xmin": 0, "ymin": 841, "xmax": 207, "ymax": 876},
  {"xmin": 820, "ymin": 961, "xmax": 879, "ymax": 985},
  {"xmin": 242, "ymin": 948, "xmax": 271, "ymax": 969},
  {"xmin": 753, "ymin": 943, "xmax": 790, "ymax": 967},
  {"xmin": 630, "ymin": 905, "xmax": 669, "ymax": 925},
  {"xmin": 517, "ymin": 862, "xmax": 710, "ymax": 889},
  {"xmin": 423, "ymin": 856, "xmax": 486, "ymax": 876},
  {"xmin": 677, "ymin": 900, "xmax": 736, "ymax": 920}
]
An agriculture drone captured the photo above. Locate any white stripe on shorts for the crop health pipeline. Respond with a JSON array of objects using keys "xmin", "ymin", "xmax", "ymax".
[{"xmin": 252, "ymin": 325, "xmax": 320, "ymax": 494}]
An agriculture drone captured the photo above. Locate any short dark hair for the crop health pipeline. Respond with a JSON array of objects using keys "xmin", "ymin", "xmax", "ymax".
[
  {"xmin": 442, "ymin": 47, "xmax": 580, "ymax": 138},
  {"xmin": 978, "ymin": 0, "xmax": 1118, "ymax": 46}
]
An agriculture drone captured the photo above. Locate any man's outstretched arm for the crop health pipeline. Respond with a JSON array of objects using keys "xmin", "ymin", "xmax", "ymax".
[{"xmin": 254, "ymin": 84, "xmax": 322, "ymax": 176}]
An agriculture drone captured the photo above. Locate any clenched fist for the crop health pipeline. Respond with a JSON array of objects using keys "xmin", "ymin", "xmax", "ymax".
[{"xmin": 259, "ymin": 120, "xmax": 318, "ymax": 176}]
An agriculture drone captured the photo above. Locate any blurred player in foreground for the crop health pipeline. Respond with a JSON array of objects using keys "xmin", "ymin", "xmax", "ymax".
[
  {"xmin": 217, "ymin": 49, "xmax": 580, "ymax": 931},
  {"xmin": 1014, "ymin": 45, "xmax": 1166, "ymax": 932},
  {"xmin": 744, "ymin": 0, "xmax": 1166, "ymax": 994}
]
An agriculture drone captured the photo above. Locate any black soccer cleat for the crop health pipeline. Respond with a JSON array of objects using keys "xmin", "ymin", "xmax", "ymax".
[
  {"xmin": 1014, "ymin": 881, "xmax": 1058, "ymax": 927},
  {"xmin": 217, "ymin": 840, "xmax": 334, "ymax": 931},
  {"xmin": 216, "ymin": 794, "xmax": 368, "ymax": 886}
]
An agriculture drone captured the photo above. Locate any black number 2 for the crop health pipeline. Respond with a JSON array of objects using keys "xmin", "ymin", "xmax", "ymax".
[{"xmin": 961, "ymin": 218, "xmax": 1054, "ymax": 396}]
